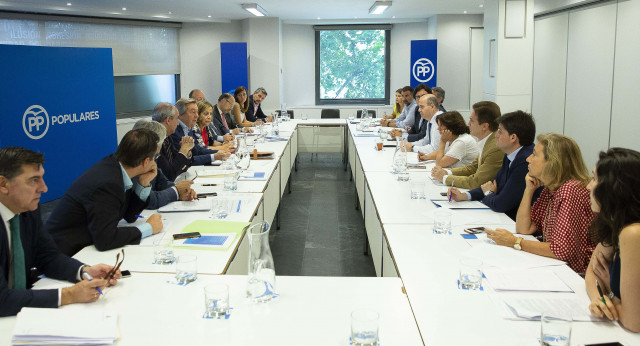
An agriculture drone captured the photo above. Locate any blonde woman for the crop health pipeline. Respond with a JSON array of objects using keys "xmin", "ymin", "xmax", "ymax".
[
  {"xmin": 384, "ymin": 89, "xmax": 403, "ymax": 119},
  {"xmin": 486, "ymin": 133, "xmax": 596, "ymax": 273}
]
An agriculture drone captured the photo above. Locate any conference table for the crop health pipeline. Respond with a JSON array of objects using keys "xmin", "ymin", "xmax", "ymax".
[{"xmin": 1, "ymin": 118, "xmax": 638, "ymax": 345}]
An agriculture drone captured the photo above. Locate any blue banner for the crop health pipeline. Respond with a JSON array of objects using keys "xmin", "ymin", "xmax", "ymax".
[
  {"xmin": 410, "ymin": 40, "xmax": 437, "ymax": 88},
  {"xmin": 0, "ymin": 45, "xmax": 117, "ymax": 202},
  {"xmin": 221, "ymin": 42, "xmax": 248, "ymax": 94}
]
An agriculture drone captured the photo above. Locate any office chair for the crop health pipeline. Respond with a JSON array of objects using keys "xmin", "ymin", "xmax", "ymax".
[{"xmin": 320, "ymin": 109, "xmax": 340, "ymax": 119}]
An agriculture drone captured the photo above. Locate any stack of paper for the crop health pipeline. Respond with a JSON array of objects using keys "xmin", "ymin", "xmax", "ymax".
[
  {"xmin": 238, "ymin": 172, "xmax": 267, "ymax": 181},
  {"xmin": 12, "ymin": 308, "xmax": 118, "ymax": 345},
  {"xmin": 158, "ymin": 199, "xmax": 212, "ymax": 212}
]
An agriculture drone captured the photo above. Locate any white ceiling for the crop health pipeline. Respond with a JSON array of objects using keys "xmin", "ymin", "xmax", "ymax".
[{"xmin": 0, "ymin": 0, "xmax": 486, "ymax": 24}]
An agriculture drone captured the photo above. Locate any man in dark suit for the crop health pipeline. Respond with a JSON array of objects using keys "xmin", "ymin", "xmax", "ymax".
[
  {"xmin": 132, "ymin": 119, "xmax": 196, "ymax": 209},
  {"xmin": 433, "ymin": 87, "xmax": 446, "ymax": 112},
  {"xmin": 391, "ymin": 84, "xmax": 432, "ymax": 142},
  {"xmin": 245, "ymin": 87, "xmax": 272, "ymax": 122},
  {"xmin": 45, "ymin": 129, "xmax": 164, "ymax": 256},
  {"xmin": 448, "ymin": 111, "xmax": 537, "ymax": 220},
  {"xmin": 169, "ymin": 98, "xmax": 230, "ymax": 166},
  {"xmin": 0, "ymin": 147, "xmax": 121, "ymax": 316},
  {"xmin": 152, "ymin": 102, "xmax": 194, "ymax": 181},
  {"xmin": 211, "ymin": 93, "xmax": 244, "ymax": 135}
]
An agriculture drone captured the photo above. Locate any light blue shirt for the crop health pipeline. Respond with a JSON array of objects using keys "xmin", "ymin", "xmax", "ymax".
[
  {"xmin": 119, "ymin": 164, "xmax": 153, "ymax": 238},
  {"xmin": 178, "ymin": 119, "xmax": 191, "ymax": 136},
  {"xmin": 395, "ymin": 100, "xmax": 417, "ymax": 128}
]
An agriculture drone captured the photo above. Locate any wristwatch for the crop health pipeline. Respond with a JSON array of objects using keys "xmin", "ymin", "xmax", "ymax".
[{"xmin": 513, "ymin": 237, "xmax": 523, "ymax": 251}]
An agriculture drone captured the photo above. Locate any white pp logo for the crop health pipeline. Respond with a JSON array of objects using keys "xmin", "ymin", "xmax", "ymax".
[
  {"xmin": 412, "ymin": 58, "xmax": 435, "ymax": 83},
  {"xmin": 22, "ymin": 105, "xmax": 49, "ymax": 140}
]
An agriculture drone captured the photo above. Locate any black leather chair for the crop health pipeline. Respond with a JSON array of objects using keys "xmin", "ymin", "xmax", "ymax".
[
  {"xmin": 320, "ymin": 109, "xmax": 340, "ymax": 119},
  {"xmin": 357, "ymin": 109, "xmax": 377, "ymax": 118}
]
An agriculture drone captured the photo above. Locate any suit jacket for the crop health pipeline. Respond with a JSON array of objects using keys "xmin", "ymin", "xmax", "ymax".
[
  {"xmin": 45, "ymin": 155, "xmax": 148, "ymax": 256},
  {"xmin": 133, "ymin": 168, "xmax": 177, "ymax": 210},
  {"xmin": 207, "ymin": 106, "xmax": 230, "ymax": 141},
  {"xmin": 406, "ymin": 108, "xmax": 428, "ymax": 143},
  {"xmin": 212, "ymin": 106, "xmax": 239, "ymax": 131},
  {"xmin": 445, "ymin": 132, "xmax": 503, "ymax": 189},
  {"xmin": 1, "ymin": 208, "xmax": 83, "ymax": 316},
  {"xmin": 245, "ymin": 98, "xmax": 266, "ymax": 122},
  {"xmin": 169, "ymin": 124, "xmax": 215, "ymax": 166},
  {"xmin": 157, "ymin": 136, "xmax": 191, "ymax": 181},
  {"xmin": 469, "ymin": 144, "xmax": 534, "ymax": 220}
]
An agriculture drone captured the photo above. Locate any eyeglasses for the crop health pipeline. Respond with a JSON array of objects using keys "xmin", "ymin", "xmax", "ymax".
[{"xmin": 105, "ymin": 249, "xmax": 125, "ymax": 281}]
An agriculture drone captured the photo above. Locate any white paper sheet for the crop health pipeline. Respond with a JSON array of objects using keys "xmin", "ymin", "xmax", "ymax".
[
  {"xmin": 158, "ymin": 199, "xmax": 212, "ymax": 213},
  {"xmin": 496, "ymin": 296, "xmax": 597, "ymax": 322},
  {"xmin": 483, "ymin": 268, "xmax": 573, "ymax": 292}
]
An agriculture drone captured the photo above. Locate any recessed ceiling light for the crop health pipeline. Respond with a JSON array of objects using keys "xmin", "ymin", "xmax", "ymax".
[
  {"xmin": 122, "ymin": 7, "xmax": 126, "ymax": 11},
  {"xmin": 480, "ymin": 4, "xmax": 484, "ymax": 8},
  {"xmin": 369, "ymin": 1, "xmax": 392, "ymax": 15},
  {"xmin": 316, "ymin": 17, "xmax": 320, "ymax": 20},
  {"xmin": 168, "ymin": 11, "xmax": 172, "ymax": 14},
  {"xmin": 208, "ymin": 15, "xmax": 212, "ymax": 18},
  {"xmin": 463, "ymin": 10, "xmax": 467, "ymax": 14},
  {"xmin": 66, "ymin": 2, "xmax": 72, "ymax": 6},
  {"xmin": 355, "ymin": 16, "xmax": 358, "ymax": 19},
  {"xmin": 242, "ymin": 3, "xmax": 267, "ymax": 17},
  {"xmin": 392, "ymin": 16, "xmax": 396, "ymax": 18}
]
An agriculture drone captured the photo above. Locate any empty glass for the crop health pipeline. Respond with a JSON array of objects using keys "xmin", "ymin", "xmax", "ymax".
[
  {"xmin": 176, "ymin": 255, "xmax": 197, "ymax": 284},
  {"xmin": 433, "ymin": 210, "xmax": 452, "ymax": 234},
  {"xmin": 459, "ymin": 258, "xmax": 483, "ymax": 290},
  {"xmin": 351, "ymin": 309, "xmax": 379, "ymax": 346},
  {"xmin": 153, "ymin": 236, "xmax": 175, "ymax": 264},
  {"xmin": 204, "ymin": 283, "xmax": 229, "ymax": 317}
]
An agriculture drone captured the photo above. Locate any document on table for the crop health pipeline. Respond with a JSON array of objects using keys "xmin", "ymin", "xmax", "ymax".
[
  {"xmin": 431, "ymin": 199, "xmax": 490, "ymax": 209},
  {"xmin": 12, "ymin": 308, "xmax": 118, "ymax": 345},
  {"xmin": 194, "ymin": 168, "xmax": 235, "ymax": 177},
  {"xmin": 354, "ymin": 132, "xmax": 377, "ymax": 137},
  {"xmin": 483, "ymin": 268, "xmax": 573, "ymax": 292},
  {"xmin": 495, "ymin": 296, "xmax": 596, "ymax": 321},
  {"xmin": 174, "ymin": 233, "xmax": 236, "ymax": 250},
  {"xmin": 463, "ymin": 243, "xmax": 566, "ymax": 269},
  {"xmin": 238, "ymin": 171, "xmax": 267, "ymax": 181},
  {"xmin": 118, "ymin": 218, "xmax": 172, "ymax": 246},
  {"xmin": 174, "ymin": 220, "xmax": 250, "ymax": 251},
  {"xmin": 158, "ymin": 199, "xmax": 212, "ymax": 212}
]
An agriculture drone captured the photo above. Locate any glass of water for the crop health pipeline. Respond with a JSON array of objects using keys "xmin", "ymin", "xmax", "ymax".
[
  {"xmin": 153, "ymin": 236, "xmax": 175, "ymax": 264},
  {"xmin": 459, "ymin": 258, "xmax": 483, "ymax": 290},
  {"xmin": 224, "ymin": 171, "xmax": 239, "ymax": 191},
  {"xmin": 176, "ymin": 255, "xmax": 198, "ymax": 284},
  {"xmin": 541, "ymin": 312, "xmax": 572, "ymax": 346},
  {"xmin": 410, "ymin": 181, "xmax": 425, "ymax": 199},
  {"xmin": 204, "ymin": 283, "xmax": 229, "ymax": 317},
  {"xmin": 301, "ymin": 113, "xmax": 308, "ymax": 120},
  {"xmin": 351, "ymin": 309, "xmax": 379, "ymax": 346},
  {"xmin": 433, "ymin": 210, "xmax": 452, "ymax": 234}
]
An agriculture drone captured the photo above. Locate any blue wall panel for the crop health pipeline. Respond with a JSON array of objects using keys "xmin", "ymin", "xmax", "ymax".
[{"xmin": 220, "ymin": 42, "xmax": 248, "ymax": 94}]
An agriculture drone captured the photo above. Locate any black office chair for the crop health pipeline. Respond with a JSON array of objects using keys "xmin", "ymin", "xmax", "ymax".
[
  {"xmin": 276, "ymin": 110, "xmax": 294, "ymax": 119},
  {"xmin": 357, "ymin": 109, "xmax": 377, "ymax": 118},
  {"xmin": 320, "ymin": 108, "xmax": 340, "ymax": 119}
]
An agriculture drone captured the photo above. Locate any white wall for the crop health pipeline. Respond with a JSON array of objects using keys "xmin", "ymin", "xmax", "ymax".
[
  {"xmin": 244, "ymin": 18, "xmax": 281, "ymax": 113},
  {"xmin": 389, "ymin": 21, "xmax": 430, "ymax": 93},
  {"xmin": 179, "ymin": 22, "xmax": 243, "ymax": 100},
  {"xmin": 282, "ymin": 24, "xmax": 315, "ymax": 106},
  {"xmin": 434, "ymin": 14, "xmax": 483, "ymax": 112}
]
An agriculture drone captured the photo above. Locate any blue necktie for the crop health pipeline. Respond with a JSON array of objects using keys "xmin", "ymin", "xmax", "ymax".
[{"xmin": 10, "ymin": 215, "xmax": 26, "ymax": 290}]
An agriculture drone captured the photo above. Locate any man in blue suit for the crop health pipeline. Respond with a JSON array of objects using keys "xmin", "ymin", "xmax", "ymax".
[
  {"xmin": 169, "ymin": 98, "xmax": 230, "ymax": 166},
  {"xmin": 448, "ymin": 111, "xmax": 536, "ymax": 220},
  {"xmin": 0, "ymin": 147, "xmax": 121, "ymax": 316},
  {"xmin": 245, "ymin": 87, "xmax": 272, "ymax": 123}
]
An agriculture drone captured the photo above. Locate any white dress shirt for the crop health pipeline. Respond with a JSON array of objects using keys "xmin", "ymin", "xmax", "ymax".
[{"xmin": 411, "ymin": 111, "xmax": 443, "ymax": 154}]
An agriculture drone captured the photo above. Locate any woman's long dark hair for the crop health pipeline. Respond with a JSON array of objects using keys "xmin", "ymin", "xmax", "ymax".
[{"xmin": 591, "ymin": 147, "xmax": 640, "ymax": 250}]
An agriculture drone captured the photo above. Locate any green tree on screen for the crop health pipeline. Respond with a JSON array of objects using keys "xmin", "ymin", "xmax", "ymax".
[{"xmin": 319, "ymin": 30, "xmax": 385, "ymax": 100}]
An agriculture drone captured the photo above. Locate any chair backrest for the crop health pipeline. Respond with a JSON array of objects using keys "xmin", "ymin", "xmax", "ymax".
[
  {"xmin": 320, "ymin": 109, "xmax": 340, "ymax": 119},
  {"xmin": 276, "ymin": 110, "xmax": 294, "ymax": 119},
  {"xmin": 357, "ymin": 109, "xmax": 377, "ymax": 118}
]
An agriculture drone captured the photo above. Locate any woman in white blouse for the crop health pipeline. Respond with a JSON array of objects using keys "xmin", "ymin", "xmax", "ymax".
[{"xmin": 420, "ymin": 111, "xmax": 479, "ymax": 168}]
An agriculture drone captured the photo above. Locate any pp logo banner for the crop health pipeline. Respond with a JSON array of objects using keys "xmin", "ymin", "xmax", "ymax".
[
  {"xmin": 410, "ymin": 40, "xmax": 437, "ymax": 88},
  {"xmin": 23, "ymin": 105, "xmax": 49, "ymax": 139}
]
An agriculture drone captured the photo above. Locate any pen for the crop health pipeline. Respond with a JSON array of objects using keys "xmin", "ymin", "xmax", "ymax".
[
  {"xmin": 82, "ymin": 271, "xmax": 104, "ymax": 295},
  {"xmin": 237, "ymin": 200, "xmax": 242, "ymax": 213},
  {"xmin": 202, "ymin": 183, "xmax": 218, "ymax": 186},
  {"xmin": 448, "ymin": 178, "xmax": 455, "ymax": 202},
  {"xmin": 596, "ymin": 279, "xmax": 607, "ymax": 306},
  {"xmin": 135, "ymin": 215, "xmax": 144, "ymax": 218}
]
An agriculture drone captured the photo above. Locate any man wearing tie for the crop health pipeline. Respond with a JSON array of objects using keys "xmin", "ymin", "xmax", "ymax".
[
  {"xmin": 0, "ymin": 147, "xmax": 121, "ymax": 316},
  {"xmin": 404, "ymin": 94, "xmax": 442, "ymax": 155},
  {"xmin": 447, "ymin": 111, "xmax": 537, "ymax": 220}
]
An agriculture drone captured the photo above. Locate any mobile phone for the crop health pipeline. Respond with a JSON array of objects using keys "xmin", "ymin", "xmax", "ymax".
[
  {"xmin": 440, "ymin": 192, "xmax": 448, "ymax": 196},
  {"xmin": 120, "ymin": 270, "xmax": 131, "ymax": 278},
  {"xmin": 173, "ymin": 232, "xmax": 201, "ymax": 240},
  {"xmin": 464, "ymin": 227, "xmax": 485, "ymax": 234},
  {"xmin": 584, "ymin": 343, "xmax": 624, "ymax": 346}
]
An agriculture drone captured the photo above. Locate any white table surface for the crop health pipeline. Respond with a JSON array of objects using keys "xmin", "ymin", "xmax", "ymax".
[
  {"xmin": 0, "ymin": 274, "xmax": 423, "ymax": 346},
  {"xmin": 73, "ymin": 193, "xmax": 262, "ymax": 275},
  {"xmin": 383, "ymin": 223, "xmax": 640, "ymax": 346}
]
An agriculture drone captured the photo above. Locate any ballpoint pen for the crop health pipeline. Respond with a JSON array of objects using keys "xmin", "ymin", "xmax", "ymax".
[
  {"xmin": 202, "ymin": 183, "xmax": 218, "ymax": 186},
  {"xmin": 82, "ymin": 271, "xmax": 104, "ymax": 295},
  {"xmin": 448, "ymin": 178, "xmax": 455, "ymax": 202},
  {"xmin": 596, "ymin": 279, "xmax": 607, "ymax": 306}
]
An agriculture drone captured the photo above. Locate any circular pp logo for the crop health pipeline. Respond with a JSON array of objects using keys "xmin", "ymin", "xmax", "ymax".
[
  {"xmin": 22, "ymin": 105, "xmax": 49, "ymax": 140},
  {"xmin": 412, "ymin": 58, "xmax": 435, "ymax": 83}
]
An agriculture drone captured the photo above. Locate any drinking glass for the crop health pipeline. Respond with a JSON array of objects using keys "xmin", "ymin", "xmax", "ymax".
[
  {"xmin": 176, "ymin": 255, "xmax": 197, "ymax": 284},
  {"xmin": 459, "ymin": 258, "xmax": 483, "ymax": 290},
  {"xmin": 433, "ymin": 211, "xmax": 452, "ymax": 234},
  {"xmin": 351, "ymin": 309, "xmax": 379, "ymax": 346},
  {"xmin": 153, "ymin": 236, "xmax": 175, "ymax": 264},
  {"xmin": 541, "ymin": 312, "xmax": 572, "ymax": 346},
  {"xmin": 204, "ymin": 283, "xmax": 229, "ymax": 317}
]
